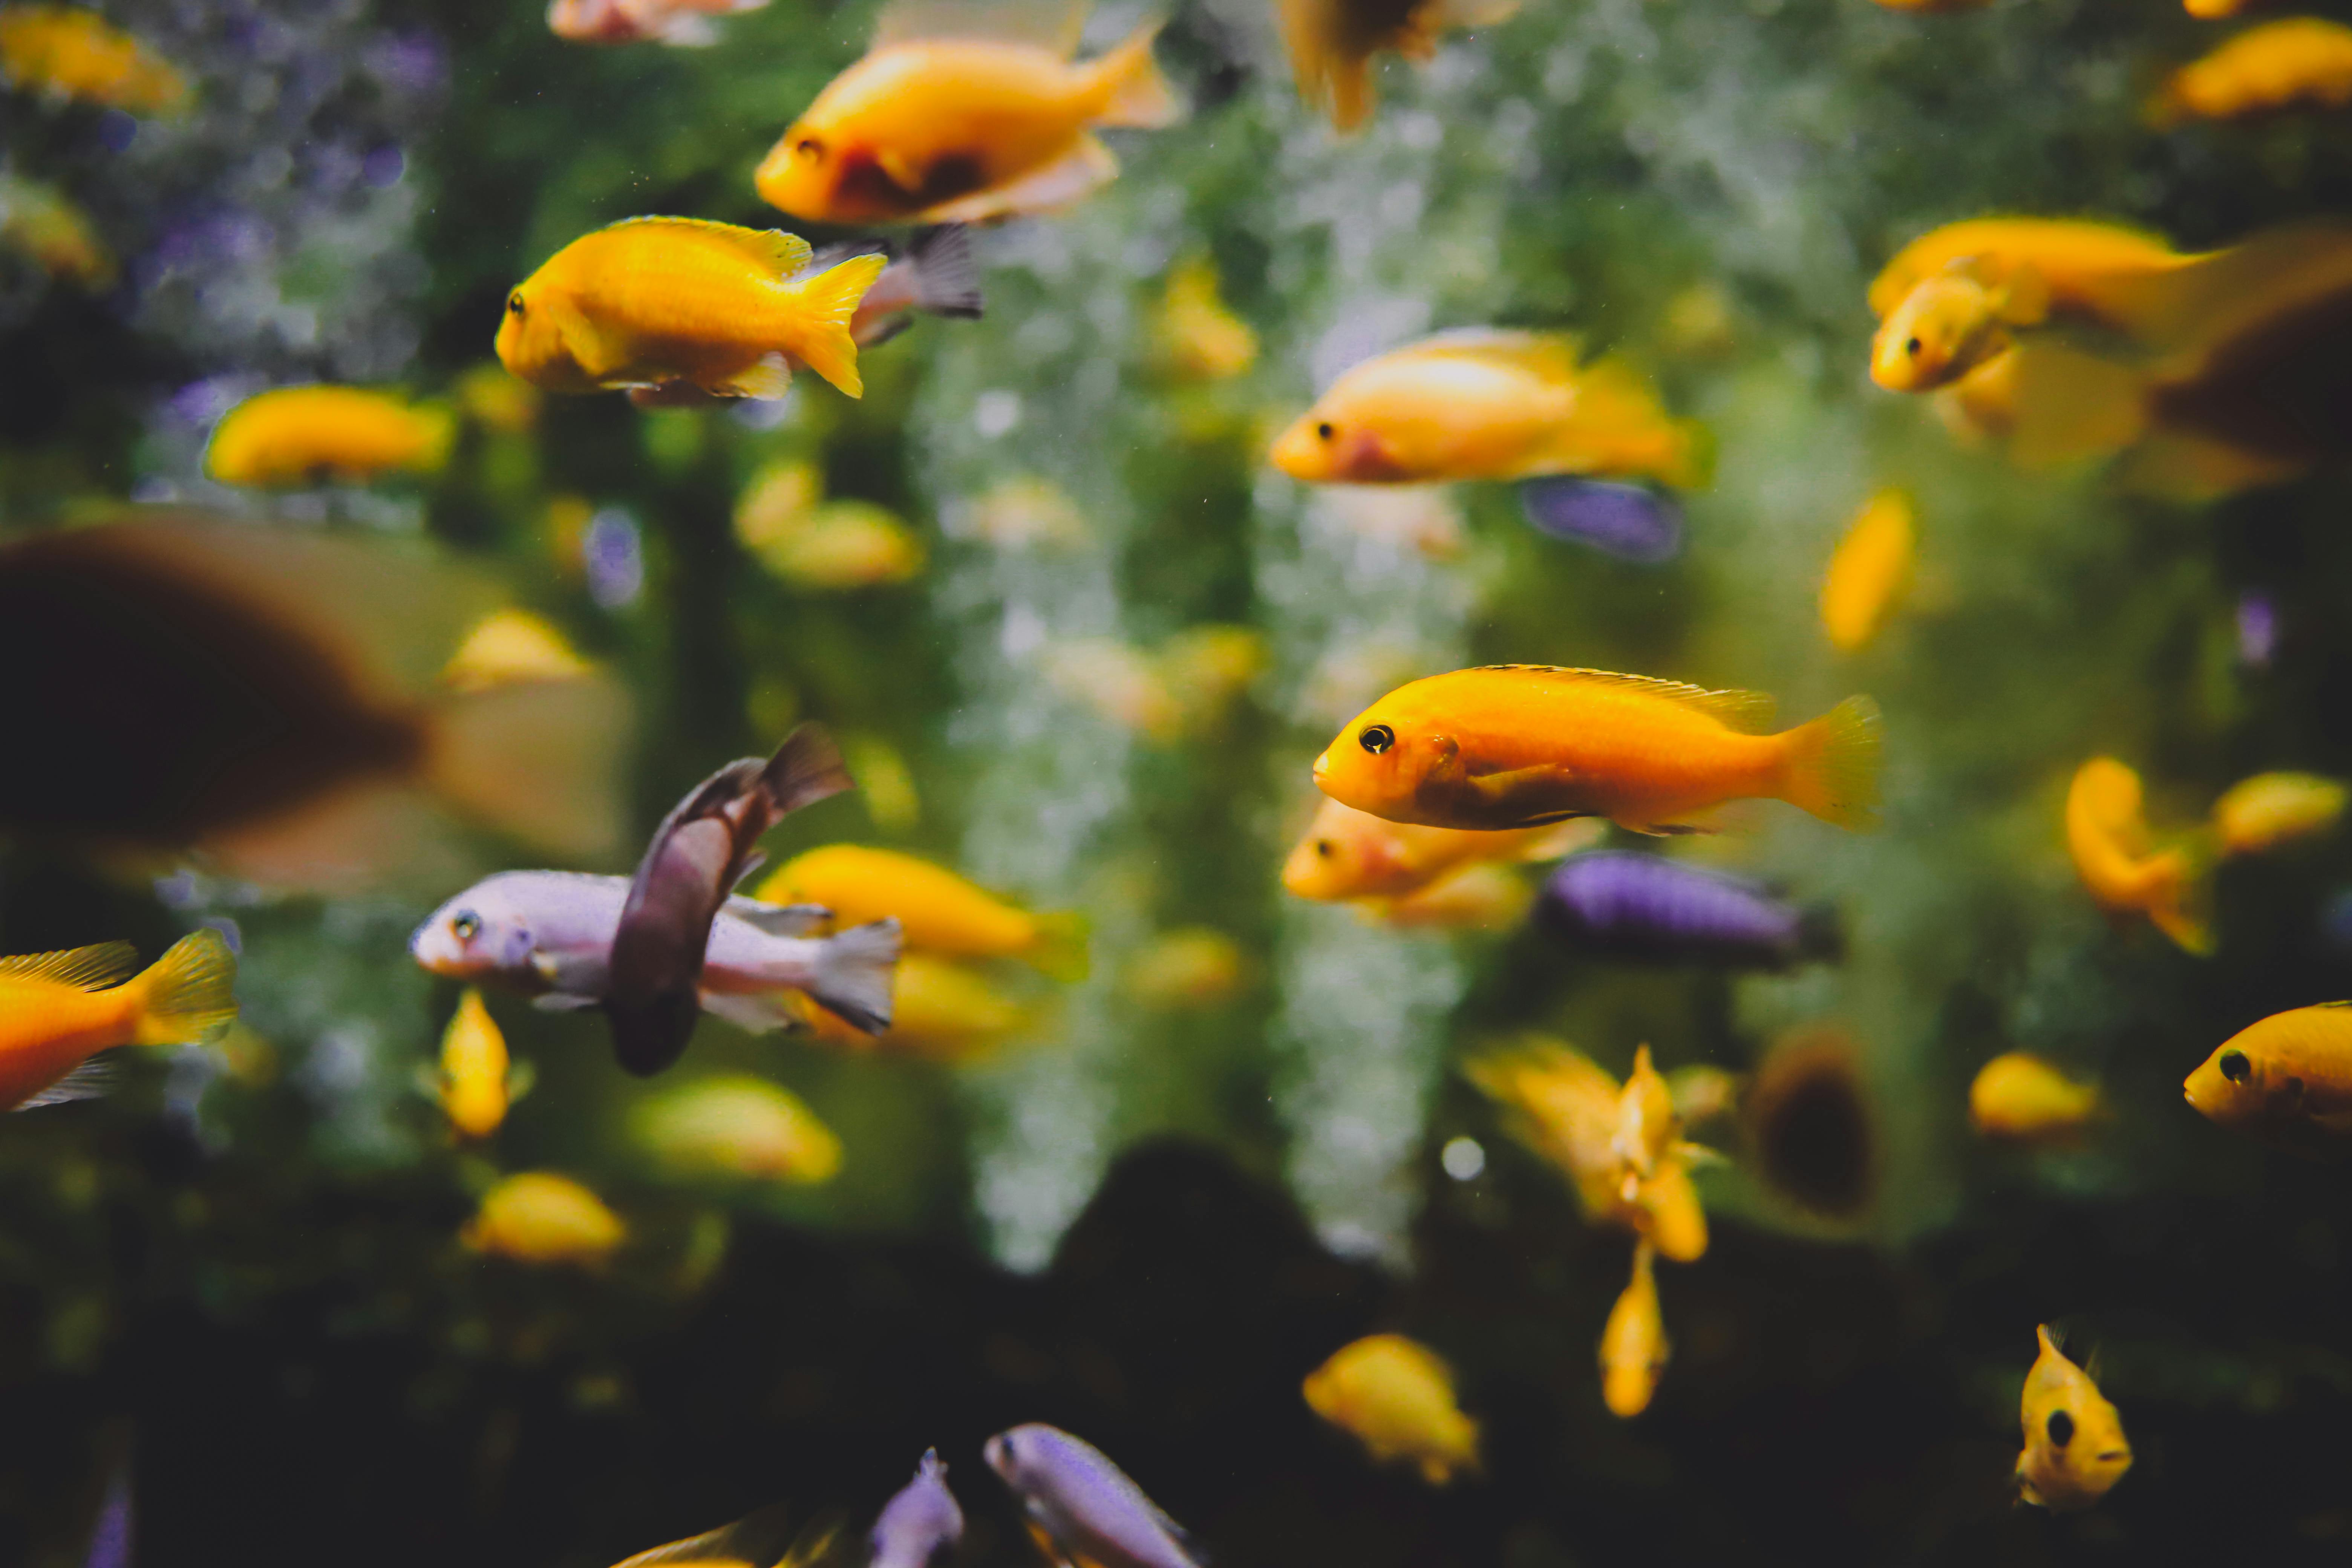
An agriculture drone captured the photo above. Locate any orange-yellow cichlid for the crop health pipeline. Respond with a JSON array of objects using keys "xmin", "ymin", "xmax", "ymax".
[
  {"xmin": 1271, "ymin": 331, "xmax": 1704, "ymax": 488},
  {"xmin": 1871, "ymin": 261, "xmax": 2050, "ymax": 393},
  {"xmin": 1278, "ymin": 0, "xmax": 1518, "ymax": 132},
  {"xmin": 462, "ymin": 1171, "xmax": 625, "ymax": 1266},
  {"xmin": 786, "ymin": 951, "xmax": 1038, "ymax": 1061},
  {"xmin": 435, "ymin": 988, "xmax": 519, "ymax": 1141},
  {"xmin": 758, "ymin": 845, "xmax": 1088, "ymax": 980},
  {"xmin": 496, "ymin": 217, "xmax": 886, "ymax": 400},
  {"xmin": 1313, "ymin": 666, "xmax": 1884, "ymax": 835},
  {"xmin": 1819, "ymin": 489, "xmax": 1917, "ymax": 650},
  {"xmin": 1599, "ymin": 1240, "xmax": 1668, "ymax": 1418},
  {"xmin": 1968, "ymin": 1052, "xmax": 2102, "ymax": 1145},
  {"xmin": 205, "ymin": 386, "xmax": 455, "ymax": 487},
  {"xmin": 1868, "ymin": 219, "xmax": 2197, "ymax": 330},
  {"xmin": 631, "ymin": 1073, "xmax": 842, "ymax": 1183},
  {"xmin": 2064, "ymin": 758, "xmax": 2211, "ymax": 954},
  {"xmin": 0, "ymin": 5, "xmax": 185, "ymax": 111},
  {"xmin": 1282, "ymin": 795, "xmax": 1599, "ymax": 902},
  {"xmin": 0, "ymin": 174, "xmax": 113, "ymax": 288},
  {"xmin": 1302, "ymin": 1333, "xmax": 1482, "ymax": 1484},
  {"xmin": 0, "ymin": 933, "xmax": 238, "ymax": 1111},
  {"xmin": 2185, "ymin": 1002, "xmax": 2352, "ymax": 1139},
  {"xmin": 754, "ymin": 7, "xmax": 1179, "ymax": 226},
  {"xmin": 2212, "ymin": 770, "xmax": 2346, "ymax": 855},
  {"xmin": 2156, "ymin": 18, "xmax": 2352, "ymax": 124},
  {"xmin": 2016, "ymin": 1325, "xmax": 2132, "ymax": 1511}
]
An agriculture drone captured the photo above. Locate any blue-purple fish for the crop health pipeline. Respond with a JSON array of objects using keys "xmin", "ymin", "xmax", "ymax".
[
  {"xmin": 1518, "ymin": 478, "xmax": 1683, "ymax": 563},
  {"xmin": 1537, "ymin": 851, "xmax": 1838, "ymax": 967},
  {"xmin": 83, "ymin": 1464, "xmax": 132, "ymax": 1568},
  {"xmin": 984, "ymin": 1424, "xmax": 1202, "ymax": 1568},
  {"xmin": 869, "ymin": 1449, "xmax": 964, "ymax": 1568}
]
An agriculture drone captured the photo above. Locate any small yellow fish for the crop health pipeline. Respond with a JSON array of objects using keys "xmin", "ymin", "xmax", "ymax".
[
  {"xmin": 761, "ymin": 502, "xmax": 927, "ymax": 589},
  {"xmin": 1611, "ymin": 1045, "xmax": 1677, "ymax": 1191},
  {"xmin": 1282, "ymin": 796, "xmax": 1599, "ymax": 903},
  {"xmin": 1968, "ymin": 1052, "xmax": 2102, "ymax": 1145},
  {"xmin": 1123, "ymin": 927, "xmax": 1247, "ymax": 1009},
  {"xmin": 759, "ymin": 845, "xmax": 1088, "ymax": 980},
  {"xmin": 204, "ymin": 386, "xmax": 454, "ymax": 487},
  {"xmin": 962, "ymin": 474, "xmax": 1091, "ymax": 551},
  {"xmin": 0, "ymin": 175, "xmax": 113, "ymax": 287},
  {"xmin": 1820, "ymin": 489, "xmax": 1917, "ymax": 652},
  {"xmin": 1156, "ymin": 256, "xmax": 1257, "ymax": 381},
  {"xmin": 2064, "ymin": 758, "xmax": 2212, "ymax": 954},
  {"xmin": 1302, "ymin": 1333, "xmax": 1482, "ymax": 1484},
  {"xmin": 631, "ymin": 1074, "xmax": 842, "ymax": 1184},
  {"xmin": 2016, "ymin": 1325, "xmax": 2132, "ymax": 1511},
  {"xmin": 789, "ymin": 951, "xmax": 1035, "ymax": 1061},
  {"xmin": 435, "ymin": 988, "xmax": 523, "ymax": 1141},
  {"xmin": 0, "ymin": 6, "xmax": 185, "ymax": 111},
  {"xmin": 1271, "ymin": 331, "xmax": 1704, "ymax": 489},
  {"xmin": 2184, "ymin": 0, "xmax": 2249, "ymax": 17},
  {"xmin": 1313, "ymin": 665, "xmax": 1884, "ymax": 835},
  {"xmin": 2212, "ymin": 771, "xmax": 2346, "ymax": 855},
  {"xmin": 755, "ymin": 6, "xmax": 1180, "ymax": 225},
  {"xmin": 0, "ymin": 934, "xmax": 238, "ymax": 1111},
  {"xmin": 1599, "ymin": 1241, "xmax": 1668, "ymax": 1418},
  {"xmin": 496, "ymin": 217, "xmax": 885, "ymax": 400},
  {"xmin": 1868, "ymin": 219, "xmax": 2196, "ymax": 337},
  {"xmin": 2185, "ymin": 1002, "xmax": 2352, "ymax": 1138},
  {"xmin": 2157, "ymin": 18, "xmax": 2352, "ymax": 124},
  {"xmin": 1367, "ymin": 861, "xmax": 1533, "ymax": 931},
  {"xmin": 440, "ymin": 609, "xmax": 593, "ymax": 693},
  {"xmin": 1871, "ymin": 261, "xmax": 2050, "ymax": 393},
  {"xmin": 1279, "ymin": 0, "xmax": 1517, "ymax": 130},
  {"xmin": 461, "ymin": 1171, "xmax": 625, "ymax": 1266}
]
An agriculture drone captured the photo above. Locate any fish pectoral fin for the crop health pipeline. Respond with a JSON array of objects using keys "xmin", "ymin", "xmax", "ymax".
[
  {"xmin": 547, "ymin": 294, "xmax": 630, "ymax": 381},
  {"xmin": 1459, "ymin": 764, "xmax": 1573, "ymax": 812},
  {"xmin": 712, "ymin": 352, "xmax": 794, "ymax": 400},
  {"xmin": 922, "ymin": 135, "xmax": 1116, "ymax": 224},
  {"xmin": 876, "ymin": 145, "xmax": 931, "ymax": 195},
  {"xmin": 721, "ymin": 897, "xmax": 833, "ymax": 937},
  {"xmin": 15, "ymin": 1054, "xmax": 123, "ymax": 1110}
]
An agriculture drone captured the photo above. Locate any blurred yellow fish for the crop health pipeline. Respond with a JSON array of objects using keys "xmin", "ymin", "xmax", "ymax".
[
  {"xmin": 496, "ymin": 218, "xmax": 885, "ymax": 400},
  {"xmin": 1302, "ymin": 1333, "xmax": 1482, "ymax": 1484},
  {"xmin": 1271, "ymin": 331, "xmax": 1704, "ymax": 489},
  {"xmin": 2184, "ymin": 1002, "xmax": 2352, "ymax": 1139},
  {"xmin": 0, "ymin": 934, "xmax": 237, "ymax": 1112},
  {"xmin": 2016, "ymin": 1325, "xmax": 2132, "ymax": 1511},
  {"xmin": 1367, "ymin": 861, "xmax": 1533, "ymax": 930},
  {"xmin": 455, "ymin": 361, "xmax": 541, "ymax": 434},
  {"xmin": 2212, "ymin": 771, "xmax": 2346, "ymax": 855},
  {"xmin": 2156, "ymin": 18, "xmax": 2352, "ymax": 124},
  {"xmin": 440, "ymin": 609, "xmax": 593, "ymax": 694},
  {"xmin": 1868, "ymin": 219, "xmax": 2196, "ymax": 338},
  {"xmin": 758, "ymin": 501, "xmax": 927, "ymax": 589},
  {"xmin": 462, "ymin": 1171, "xmax": 625, "ymax": 1266},
  {"xmin": 1124, "ymin": 927, "xmax": 1247, "ymax": 1009},
  {"xmin": 1819, "ymin": 489, "xmax": 1916, "ymax": 651},
  {"xmin": 1871, "ymin": 261, "xmax": 2049, "ymax": 393},
  {"xmin": 760, "ymin": 845, "xmax": 1089, "ymax": 980},
  {"xmin": 1968, "ymin": 1052, "xmax": 2101, "ymax": 1145},
  {"xmin": 204, "ymin": 386, "xmax": 454, "ymax": 487},
  {"xmin": 1599, "ymin": 1240, "xmax": 1667, "ymax": 1418},
  {"xmin": 841, "ymin": 732, "xmax": 922, "ymax": 835},
  {"xmin": 632, "ymin": 1074, "xmax": 842, "ymax": 1184},
  {"xmin": 755, "ymin": 3, "xmax": 1181, "ymax": 225},
  {"xmin": 2184, "ymin": 0, "xmax": 2248, "ymax": 16},
  {"xmin": 434, "ymin": 988, "xmax": 527, "ymax": 1141},
  {"xmin": 1611, "ymin": 1044, "xmax": 1677, "ymax": 1192},
  {"xmin": 0, "ymin": 6, "xmax": 185, "ymax": 110},
  {"xmin": 962, "ymin": 474, "xmax": 1091, "ymax": 550},
  {"xmin": 0, "ymin": 175, "xmax": 112, "ymax": 287},
  {"xmin": 1279, "ymin": 0, "xmax": 1517, "ymax": 131},
  {"xmin": 1282, "ymin": 795, "xmax": 1599, "ymax": 903},
  {"xmin": 1155, "ymin": 256, "xmax": 1257, "ymax": 380},
  {"xmin": 789, "ymin": 951, "xmax": 1035, "ymax": 1061},
  {"xmin": 2064, "ymin": 758, "xmax": 2212, "ymax": 954},
  {"xmin": 610, "ymin": 1503, "xmax": 839, "ymax": 1568}
]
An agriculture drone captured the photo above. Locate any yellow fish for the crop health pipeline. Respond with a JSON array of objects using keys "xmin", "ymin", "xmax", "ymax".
[
  {"xmin": 610, "ymin": 1503, "xmax": 838, "ymax": 1568},
  {"xmin": 2156, "ymin": 18, "xmax": 2352, "ymax": 124},
  {"xmin": 1302, "ymin": 1333, "xmax": 1482, "ymax": 1484},
  {"xmin": 0, "ymin": 934, "xmax": 237, "ymax": 1111},
  {"xmin": 631, "ymin": 1074, "xmax": 842, "ymax": 1183},
  {"xmin": 789, "ymin": 951, "xmax": 1036, "ymax": 1061},
  {"xmin": 461, "ymin": 1171, "xmax": 625, "ymax": 1266},
  {"xmin": 1599, "ymin": 1240, "xmax": 1668, "ymax": 1418},
  {"xmin": 1313, "ymin": 665, "xmax": 1884, "ymax": 835},
  {"xmin": 1367, "ymin": 861, "xmax": 1533, "ymax": 931},
  {"xmin": 0, "ymin": 174, "xmax": 112, "ymax": 288},
  {"xmin": 2183, "ymin": 0, "xmax": 2249, "ymax": 15},
  {"xmin": 1271, "ymin": 331, "xmax": 1704, "ymax": 489},
  {"xmin": 1611, "ymin": 1045, "xmax": 1678, "ymax": 1191},
  {"xmin": 759, "ymin": 845, "xmax": 1088, "ymax": 980},
  {"xmin": 2212, "ymin": 771, "xmax": 2346, "ymax": 856},
  {"xmin": 755, "ymin": 5, "xmax": 1180, "ymax": 226},
  {"xmin": 1123, "ymin": 927, "xmax": 1247, "ymax": 1009},
  {"xmin": 1819, "ymin": 489, "xmax": 1917, "ymax": 651},
  {"xmin": 2185, "ymin": 1002, "xmax": 2352, "ymax": 1139},
  {"xmin": 2016, "ymin": 1326, "xmax": 2132, "ymax": 1511},
  {"xmin": 1871, "ymin": 260, "xmax": 2050, "ymax": 393},
  {"xmin": 0, "ymin": 5, "xmax": 185, "ymax": 111},
  {"xmin": 1278, "ymin": 0, "xmax": 1518, "ymax": 131},
  {"xmin": 496, "ymin": 217, "xmax": 885, "ymax": 401},
  {"xmin": 1156, "ymin": 257, "xmax": 1257, "ymax": 381},
  {"xmin": 2064, "ymin": 758, "xmax": 2212, "ymax": 955},
  {"xmin": 1968, "ymin": 1052, "xmax": 2102, "ymax": 1145},
  {"xmin": 204, "ymin": 386, "xmax": 454, "ymax": 487},
  {"xmin": 758, "ymin": 502, "xmax": 927, "ymax": 590},
  {"xmin": 1868, "ymin": 219, "xmax": 2197, "ymax": 339},
  {"xmin": 1281, "ymin": 795, "xmax": 1598, "ymax": 902},
  {"xmin": 434, "ymin": 987, "xmax": 528, "ymax": 1141}
]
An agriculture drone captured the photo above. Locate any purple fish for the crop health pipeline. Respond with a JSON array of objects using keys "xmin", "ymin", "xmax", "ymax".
[
  {"xmin": 1517, "ymin": 478, "xmax": 1683, "ymax": 563},
  {"xmin": 84, "ymin": 1465, "xmax": 132, "ymax": 1568},
  {"xmin": 2237, "ymin": 591, "xmax": 2278, "ymax": 668},
  {"xmin": 1538, "ymin": 851, "xmax": 1838, "ymax": 967},
  {"xmin": 869, "ymin": 1449, "xmax": 963, "ymax": 1568},
  {"xmin": 984, "ymin": 1425, "xmax": 1202, "ymax": 1568}
]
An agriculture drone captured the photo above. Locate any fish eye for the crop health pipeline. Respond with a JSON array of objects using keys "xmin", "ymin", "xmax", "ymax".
[
  {"xmin": 453, "ymin": 912, "xmax": 482, "ymax": 942},
  {"xmin": 1359, "ymin": 724, "xmax": 1395, "ymax": 755},
  {"xmin": 796, "ymin": 136, "xmax": 825, "ymax": 158},
  {"xmin": 1905, "ymin": 337, "xmax": 1922, "ymax": 356},
  {"xmin": 1314, "ymin": 838, "xmax": 1334, "ymax": 858},
  {"xmin": 2046, "ymin": 1409, "xmax": 2075, "ymax": 1448},
  {"xmin": 1315, "ymin": 421, "xmax": 1335, "ymax": 441},
  {"xmin": 507, "ymin": 293, "xmax": 525, "ymax": 316},
  {"xmin": 2219, "ymin": 1049, "xmax": 2251, "ymax": 1083}
]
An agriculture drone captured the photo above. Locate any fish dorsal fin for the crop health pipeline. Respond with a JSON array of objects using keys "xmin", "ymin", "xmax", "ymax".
[
  {"xmin": 873, "ymin": 0, "xmax": 1086, "ymax": 53},
  {"xmin": 1404, "ymin": 328, "xmax": 1582, "ymax": 380},
  {"xmin": 601, "ymin": 217, "xmax": 814, "ymax": 280},
  {"xmin": 612, "ymin": 1503, "xmax": 804, "ymax": 1568},
  {"xmin": 1468, "ymin": 666, "xmax": 1777, "ymax": 731},
  {"xmin": 0, "ymin": 942, "xmax": 140, "ymax": 991}
]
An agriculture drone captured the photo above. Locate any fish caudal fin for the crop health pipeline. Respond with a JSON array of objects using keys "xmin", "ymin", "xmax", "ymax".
[
  {"xmin": 130, "ymin": 931, "xmax": 239, "ymax": 1049},
  {"xmin": 1777, "ymin": 695, "xmax": 1885, "ymax": 832},
  {"xmin": 784, "ymin": 253, "xmax": 888, "ymax": 398},
  {"xmin": 907, "ymin": 224, "xmax": 985, "ymax": 319},
  {"xmin": 806, "ymin": 917, "xmax": 903, "ymax": 1033},
  {"xmin": 1027, "ymin": 909, "xmax": 1092, "ymax": 982},
  {"xmin": 763, "ymin": 722, "xmax": 856, "ymax": 816},
  {"xmin": 1092, "ymin": 20, "xmax": 1182, "ymax": 129}
]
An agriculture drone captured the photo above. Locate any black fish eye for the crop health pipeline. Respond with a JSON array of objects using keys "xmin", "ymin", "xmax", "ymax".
[
  {"xmin": 453, "ymin": 912, "xmax": 482, "ymax": 942},
  {"xmin": 1905, "ymin": 336, "xmax": 1922, "ymax": 356},
  {"xmin": 1359, "ymin": 724, "xmax": 1395, "ymax": 755},
  {"xmin": 796, "ymin": 136, "xmax": 825, "ymax": 158},
  {"xmin": 507, "ymin": 293, "xmax": 525, "ymax": 316},
  {"xmin": 1315, "ymin": 421, "xmax": 1335, "ymax": 441},
  {"xmin": 2046, "ymin": 1409, "xmax": 2075, "ymax": 1447},
  {"xmin": 1314, "ymin": 838, "xmax": 1334, "ymax": 858},
  {"xmin": 2219, "ymin": 1049, "xmax": 2251, "ymax": 1083}
]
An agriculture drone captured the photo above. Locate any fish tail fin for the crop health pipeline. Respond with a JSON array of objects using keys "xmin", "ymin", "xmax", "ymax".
[
  {"xmin": 802, "ymin": 918, "xmax": 902, "ymax": 1033},
  {"xmin": 424, "ymin": 675, "xmax": 633, "ymax": 860},
  {"xmin": 906, "ymin": 224, "xmax": 985, "ymax": 319},
  {"xmin": 1092, "ymin": 19, "xmax": 1182, "ymax": 129},
  {"xmin": 1027, "ymin": 909, "xmax": 1092, "ymax": 982},
  {"xmin": 782, "ymin": 253, "xmax": 888, "ymax": 397},
  {"xmin": 130, "ymin": 931, "xmax": 239, "ymax": 1048},
  {"xmin": 1777, "ymin": 695, "xmax": 1885, "ymax": 831}
]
